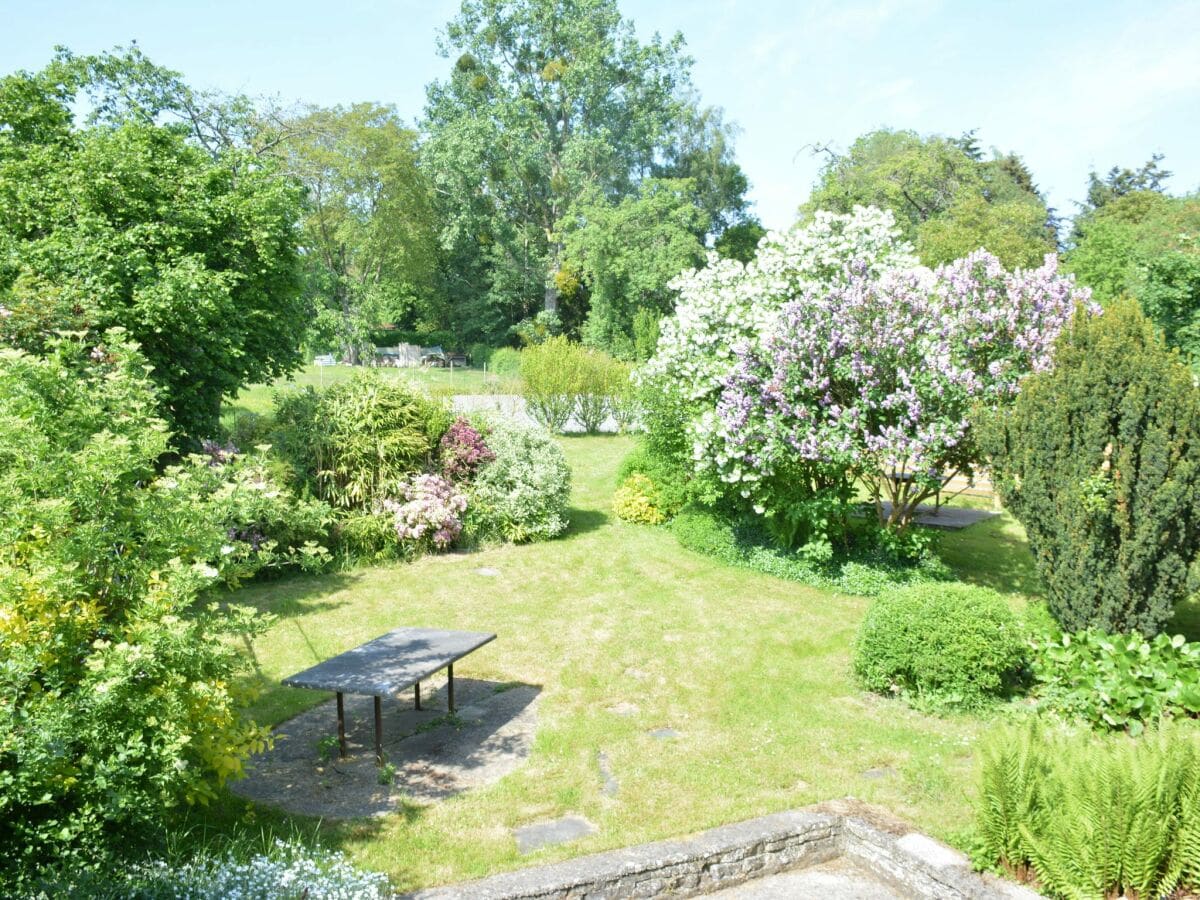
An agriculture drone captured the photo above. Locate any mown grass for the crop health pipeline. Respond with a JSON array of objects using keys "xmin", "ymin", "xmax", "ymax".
[
  {"xmin": 213, "ymin": 435, "xmax": 1059, "ymax": 892},
  {"xmin": 224, "ymin": 364, "xmax": 520, "ymax": 419}
]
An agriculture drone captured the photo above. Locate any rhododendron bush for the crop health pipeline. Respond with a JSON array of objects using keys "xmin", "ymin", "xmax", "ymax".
[{"xmin": 641, "ymin": 206, "xmax": 1094, "ymax": 544}]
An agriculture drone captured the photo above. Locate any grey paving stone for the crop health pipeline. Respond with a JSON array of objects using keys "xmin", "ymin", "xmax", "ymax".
[
  {"xmin": 862, "ymin": 766, "xmax": 897, "ymax": 780},
  {"xmin": 513, "ymin": 815, "xmax": 597, "ymax": 854},
  {"xmin": 598, "ymin": 751, "xmax": 619, "ymax": 797},
  {"xmin": 648, "ymin": 727, "xmax": 681, "ymax": 740},
  {"xmin": 475, "ymin": 567, "xmax": 501, "ymax": 577}
]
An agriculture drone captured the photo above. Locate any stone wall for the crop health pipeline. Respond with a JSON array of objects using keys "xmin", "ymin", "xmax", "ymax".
[{"xmin": 401, "ymin": 800, "xmax": 1041, "ymax": 899}]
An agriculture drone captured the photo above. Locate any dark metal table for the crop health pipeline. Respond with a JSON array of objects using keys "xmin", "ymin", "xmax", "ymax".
[{"xmin": 282, "ymin": 627, "xmax": 496, "ymax": 765}]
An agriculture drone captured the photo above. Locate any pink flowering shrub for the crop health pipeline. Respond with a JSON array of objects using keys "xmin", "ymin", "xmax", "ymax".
[
  {"xmin": 384, "ymin": 473, "xmax": 468, "ymax": 551},
  {"xmin": 439, "ymin": 417, "xmax": 495, "ymax": 482},
  {"xmin": 706, "ymin": 251, "xmax": 1094, "ymax": 534}
]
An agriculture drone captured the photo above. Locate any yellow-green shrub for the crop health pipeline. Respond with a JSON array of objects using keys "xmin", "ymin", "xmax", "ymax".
[{"xmin": 613, "ymin": 473, "xmax": 668, "ymax": 525}]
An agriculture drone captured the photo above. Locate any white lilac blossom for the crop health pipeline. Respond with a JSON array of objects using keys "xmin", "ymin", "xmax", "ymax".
[
  {"xmin": 640, "ymin": 206, "xmax": 919, "ymax": 412},
  {"xmin": 705, "ymin": 249, "xmax": 1095, "ymax": 524}
]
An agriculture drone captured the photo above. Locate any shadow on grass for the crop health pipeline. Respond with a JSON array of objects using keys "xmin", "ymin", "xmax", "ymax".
[
  {"xmin": 238, "ymin": 571, "xmax": 364, "ymax": 619},
  {"xmin": 564, "ymin": 507, "xmax": 609, "ymax": 536},
  {"xmin": 936, "ymin": 515, "xmax": 1043, "ymax": 597},
  {"xmin": 1170, "ymin": 598, "xmax": 1200, "ymax": 642}
]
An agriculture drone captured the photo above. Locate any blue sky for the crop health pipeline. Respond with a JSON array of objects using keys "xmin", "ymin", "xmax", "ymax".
[{"xmin": 2, "ymin": 0, "xmax": 1197, "ymax": 230}]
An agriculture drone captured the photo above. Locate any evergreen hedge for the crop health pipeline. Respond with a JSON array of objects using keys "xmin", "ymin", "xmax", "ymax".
[{"xmin": 981, "ymin": 302, "xmax": 1200, "ymax": 635}]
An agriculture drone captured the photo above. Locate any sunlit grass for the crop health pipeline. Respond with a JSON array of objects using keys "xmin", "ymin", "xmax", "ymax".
[{"xmin": 215, "ymin": 435, "xmax": 1052, "ymax": 891}]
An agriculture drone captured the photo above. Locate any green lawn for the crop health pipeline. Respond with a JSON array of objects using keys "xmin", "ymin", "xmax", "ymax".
[
  {"xmin": 225, "ymin": 364, "xmax": 520, "ymax": 418},
  {"xmin": 217, "ymin": 435, "xmax": 1060, "ymax": 892}
]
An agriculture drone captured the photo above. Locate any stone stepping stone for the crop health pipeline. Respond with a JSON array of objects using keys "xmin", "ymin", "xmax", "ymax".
[
  {"xmin": 862, "ymin": 766, "xmax": 897, "ymax": 780},
  {"xmin": 475, "ymin": 567, "xmax": 501, "ymax": 577},
  {"xmin": 605, "ymin": 701, "xmax": 639, "ymax": 717},
  {"xmin": 598, "ymin": 751, "xmax": 619, "ymax": 797},
  {"xmin": 648, "ymin": 727, "xmax": 681, "ymax": 740},
  {"xmin": 514, "ymin": 815, "xmax": 597, "ymax": 854}
]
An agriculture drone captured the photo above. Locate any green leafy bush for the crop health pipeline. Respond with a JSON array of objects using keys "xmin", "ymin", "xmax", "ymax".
[
  {"xmin": 1030, "ymin": 630, "xmax": 1200, "ymax": 733},
  {"xmin": 613, "ymin": 474, "xmax": 668, "ymax": 525},
  {"xmin": 488, "ymin": 347, "xmax": 522, "ymax": 377},
  {"xmin": 0, "ymin": 335, "xmax": 275, "ymax": 883},
  {"xmin": 520, "ymin": 336, "xmax": 583, "ymax": 431},
  {"xmin": 272, "ymin": 371, "xmax": 449, "ymax": 508},
  {"xmin": 468, "ymin": 343, "xmax": 493, "ymax": 367},
  {"xmin": 974, "ymin": 723, "xmax": 1200, "ymax": 899},
  {"xmin": 465, "ymin": 418, "xmax": 571, "ymax": 543},
  {"xmin": 520, "ymin": 337, "xmax": 629, "ymax": 433},
  {"xmin": 981, "ymin": 302, "xmax": 1200, "ymax": 635},
  {"xmin": 853, "ymin": 583, "xmax": 1028, "ymax": 710},
  {"xmin": 617, "ymin": 444, "xmax": 689, "ymax": 517},
  {"xmin": 671, "ymin": 506, "xmax": 949, "ymax": 597}
]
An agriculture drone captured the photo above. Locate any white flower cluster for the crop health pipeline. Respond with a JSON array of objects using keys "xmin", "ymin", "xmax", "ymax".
[
  {"xmin": 122, "ymin": 839, "xmax": 391, "ymax": 899},
  {"xmin": 639, "ymin": 206, "xmax": 917, "ymax": 472},
  {"xmin": 641, "ymin": 206, "xmax": 916, "ymax": 407}
]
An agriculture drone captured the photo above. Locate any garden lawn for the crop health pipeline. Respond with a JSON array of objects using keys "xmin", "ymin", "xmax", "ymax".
[
  {"xmin": 225, "ymin": 364, "xmax": 517, "ymax": 418},
  {"xmin": 227, "ymin": 435, "xmax": 1040, "ymax": 893}
]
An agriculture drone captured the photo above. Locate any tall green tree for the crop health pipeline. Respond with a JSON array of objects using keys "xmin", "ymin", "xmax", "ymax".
[
  {"xmin": 1066, "ymin": 189, "xmax": 1200, "ymax": 362},
  {"xmin": 278, "ymin": 104, "xmax": 439, "ymax": 363},
  {"xmin": 0, "ymin": 54, "xmax": 305, "ymax": 441},
  {"xmin": 981, "ymin": 302, "xmax": 1200, "ymax": 636},
  {"xmin": 561, "ymin": 178, "xmax": 705, "ymax": 358},
  {"xmin": 422, "ymin": 0, "xmax": 747, "ymax": 342},
  {"xmin": 803, "ymin": 128, "xmax": 1056, "ymax": 269}
]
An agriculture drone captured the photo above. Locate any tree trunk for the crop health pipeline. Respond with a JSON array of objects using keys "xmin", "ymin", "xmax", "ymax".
[{"xmin": 544, "ymin": 240, "xmax": 561, "ymax": 313}]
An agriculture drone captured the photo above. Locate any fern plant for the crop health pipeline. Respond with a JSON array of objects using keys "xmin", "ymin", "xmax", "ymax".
[{"xmin": 974, "ymin": 724, "xmax": 1200, "ymax": 899}]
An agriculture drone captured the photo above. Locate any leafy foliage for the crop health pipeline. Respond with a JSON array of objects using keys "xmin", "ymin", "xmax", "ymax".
[
  {"xmin": 278, "ymin": 103, "xmax": 438, "ymax": 364},
  {"xmin": 520, "ymin": 336, "xmax": 629, "ymax": 433},
  {"xmin": 1030, "ymin": 630, "xmax": 1200, "ymax": 733},
  {"xmin": 803, "ymin": 129, "xmax": 1055, "ymax": 268},
  {"xmin": 0, "ymin": 57, "xmax": 306, "ymax": 441},
  {"xmin": 974, "ymin": 723, "xmax": 1200, "ymax": 899},
  {"xmin": 612, "ymin": 473, "xmax": 668, "ymax": 525},
  {"xmin": 671, "ymin": 506, "xmax": 950, "ymax": 598},
  {"xmin": 1066, "ymin": 191, "xmax": 1200, "ymax": 363},
  {"xmin": 421, "ymin": 0, "xmax": 747, "ymax": 339},
  {"xmin": 272, "ymin": 372, "xmax": 449, "ymax": 509},
  {"xmin": 465, "ymin": 418, "xmax": 571, "ymax": 543},
  {"xmin": 561, "ymin": 179, "xmax": 705, "ymax": 358},
  {"xmin": 0, "ymin": 335, "xmax": 278, "ymax": 883},
  {"xmin": 981, "ymin": 301, "xmax": 1200, "ymax": 635},
  {"xmin": 853, "ymin": 583, "xmax": 1028, "ymax": 710},
  {"xmin": 90, "ymin": 838, "xmax": 390, "ymax": 899}
]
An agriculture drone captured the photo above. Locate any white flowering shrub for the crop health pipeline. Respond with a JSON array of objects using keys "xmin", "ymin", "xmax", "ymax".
[
  {"xmin": 465, "ymin": 417, "xmax": 572, "ymax": 542},
  {"xmin": 384, "ymin": 472, "xmax": 468, "ymax": 551},
  {"xmin": 641, "ymin": 206, "xmax": 918, "ymax": 411},
  {"xmin": 115, "ymin": 840, "xmax": 390, "ymax": 899}
]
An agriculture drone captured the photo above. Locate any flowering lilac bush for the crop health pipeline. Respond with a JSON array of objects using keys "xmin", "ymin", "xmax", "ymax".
[
  {"xmin": 705, "ymin": 250, "xmax": 1094, "ymax": 532},
  {"xmin": 384, "ymin": 474, "xmax": 468, "ymax": 551},
  {"xmin": 439, "ymin": 416, "xmax": 495, "ymax": 481}
]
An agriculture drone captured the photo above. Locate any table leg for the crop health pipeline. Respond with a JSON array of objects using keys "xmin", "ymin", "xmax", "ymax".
[
  {"xmin": 336, "ymin": 692, "xmax": 346, "ymax": 758},
  {"xmin": 374, "ymin": 695, "xmax": 383, "ymax": 766},
  {"xmin": 448, "ymin": 663, "xmax": 455, "ymax": 713},
  {"xmin": 415, "ymin": 681, "xmax": 421, "ymax": 710}
]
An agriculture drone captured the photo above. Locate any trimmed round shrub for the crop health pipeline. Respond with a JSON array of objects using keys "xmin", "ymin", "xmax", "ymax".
[
  {"xmin": 466, "ymin": 418, "xmax": 571, "ymax": 542},
  {"xmin": 613, "ymin": 473, "xmax": 667, "ymax": 525},
  {"xmin": 853, "ymin": 583, "xmax": 1028, "ymax": 710}
]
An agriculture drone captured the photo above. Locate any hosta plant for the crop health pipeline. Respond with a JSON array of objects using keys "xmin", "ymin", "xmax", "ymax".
[{"xmin": 1030, "ymin": 629, "xmax": 1200, "ymax": 733}]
